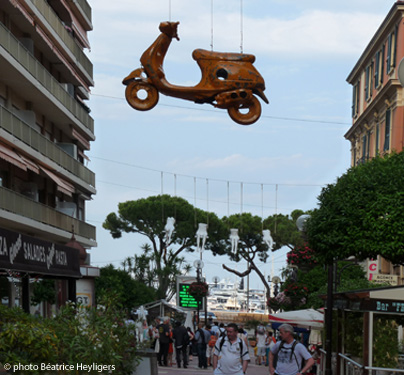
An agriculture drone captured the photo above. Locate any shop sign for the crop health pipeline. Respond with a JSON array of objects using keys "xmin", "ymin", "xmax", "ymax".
[
  {"xmin": 367, "ymin": 259, "xmax": 378, "ymax": 281},
  {"xmin": 334, "ymin": 298, "xmax": 404, "ymax": 314},
  {"xmin": 0, "ymin": 227, "xmax": 80, "ymax": 277},
  {"xmin": 373, "ymin": 274, "xmax": 399, "ymax": 285}
]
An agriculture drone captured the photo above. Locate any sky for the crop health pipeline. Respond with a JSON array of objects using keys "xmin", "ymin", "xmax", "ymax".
[{"xmin": 85, "ymin": 0, "xmax": 394, "ymax": 291}]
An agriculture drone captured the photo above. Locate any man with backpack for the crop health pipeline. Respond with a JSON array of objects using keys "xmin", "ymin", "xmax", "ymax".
[
  {"xmin": 195, "ymin": 322, "xmax": 211, "ymax": 369},
  {"xmin": 172, "ymin": 321, "xmax": 189, "ymax": 368},
  {"xmin": 213, "ymin": 323, "xmax": 250, "ymax": 375},
  {"xmin": 268, "ymin": 324, "xmax": 314, "ymax": 375}
]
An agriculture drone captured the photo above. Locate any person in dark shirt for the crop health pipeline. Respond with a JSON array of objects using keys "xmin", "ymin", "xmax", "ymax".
[
  {"xmin": 157, "ymin": 317, "xmax": 170, "ymax": 366},
  {"xmin": 195, "ymin": 323, "xmax": 212, "ymax": 369},
  {"xmin": 172, "ymin": 321, "xmax": 189, "ymax": 368}
]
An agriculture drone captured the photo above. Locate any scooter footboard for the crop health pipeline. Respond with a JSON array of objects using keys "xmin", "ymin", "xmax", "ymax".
[{"xmin": 122, "ymin": 68, "xmax": 146, "ymax": 85}]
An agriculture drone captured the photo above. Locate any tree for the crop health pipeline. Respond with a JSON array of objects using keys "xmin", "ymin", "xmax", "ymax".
[
  {"xmin": 306, "ymin": 152, "xmax": 404, "ymax": 264},
  {"xmin": 122, "ymin": 243, "xmax": 192, "ymax": 300},
  {"xmin": 210, "ymin": 211, "xmax": 306, "ymax": 300},
  {"xmin": 95, "ymin": 265, "xmax": 156, "ymax": 310},
  {"xmin": 103, "ymin": 195, "xmax": 227, "ymax": 300}
]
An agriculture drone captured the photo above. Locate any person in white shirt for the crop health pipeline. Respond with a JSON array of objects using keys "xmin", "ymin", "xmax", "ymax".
[
  {"xmin": 269, "ymin": 324, "xmax": 314, "ymax": 375},
  {"xmin": 256, "ymin": 325, "xmax": 267, "ymax": 365},
  {"xmin": 213, "ymin": 323, "xmax": 250, "ymax": 375}
]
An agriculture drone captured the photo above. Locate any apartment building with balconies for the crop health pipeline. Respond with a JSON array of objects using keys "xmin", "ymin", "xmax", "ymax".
[
  {"xmin": 346, "ymin": 1, "xmax": 404, "ymax": 286},
  {"xmin": 0, "ymin": 0, "xmax": 97, "ymax": 313}
]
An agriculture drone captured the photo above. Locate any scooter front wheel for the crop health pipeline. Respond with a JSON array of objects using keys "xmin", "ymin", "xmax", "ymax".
[
  {"xmin": 227, "ymin": 96, "xmax": 262, "ymax": 125},
  {"xmin": 125, "ymin": 81, "xmax": 159, "ymax": 111}
]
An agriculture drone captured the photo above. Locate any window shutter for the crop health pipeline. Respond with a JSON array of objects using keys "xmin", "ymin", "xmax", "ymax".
[{"xmin": 384, "ymin": 109, "xmax": 391, "ymax": 151}]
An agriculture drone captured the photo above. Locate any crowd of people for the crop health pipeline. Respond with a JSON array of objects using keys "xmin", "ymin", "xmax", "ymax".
[{"xmin": 145, "ymin": 317, "xmax": 319, "ymax": 375}]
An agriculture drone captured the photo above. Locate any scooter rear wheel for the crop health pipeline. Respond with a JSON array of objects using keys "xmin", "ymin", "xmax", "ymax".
[
  {"xmin": 227, "ymin": 96, "xmax": 261, "ymax": 125},
  {"xmin": 125, "ymin": 81, "xmax": 159, "ymax": 111}
]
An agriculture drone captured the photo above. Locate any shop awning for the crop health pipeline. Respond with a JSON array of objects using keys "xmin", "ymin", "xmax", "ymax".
[
  {"xmin": 269, "ymin": 308, "xmax": 324, "ymax": 329},
  {"xmin": 0, "ymin": 143, "xmax": 27, "ymax": 171},
  {"xmin": 40, "ymin": 166, "xmax": 75, "ymax": 196},
  {"xmin": 18, "ymin": 154, "xmax": 40, "ymax": 174}
]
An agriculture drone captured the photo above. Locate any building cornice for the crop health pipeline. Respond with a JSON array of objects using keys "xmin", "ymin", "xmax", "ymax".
[{"xmin": 347, "ymin": 1, "xmax": 404, "ymax": 83}]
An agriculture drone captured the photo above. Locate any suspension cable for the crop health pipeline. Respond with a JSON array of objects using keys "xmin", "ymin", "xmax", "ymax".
[
  {"xmin": 240, "ymin": 0, "xmax": 244, "ymax": 53},
  {"xmin": 211, "ymin": 0, "xmax": 214, "ymax": 51}
]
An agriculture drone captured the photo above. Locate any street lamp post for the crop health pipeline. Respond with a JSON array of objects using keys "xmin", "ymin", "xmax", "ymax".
[
  {"xmin": 325, "ymin": 262, "xmax": 334, "ymax": 375},
  {"xmin": 296, "ymin": 214, "xmax": 333, "ymax": 375},
  {"xmin": 193, "ymin": 260, "xmax": 204, "ymax": 325}
]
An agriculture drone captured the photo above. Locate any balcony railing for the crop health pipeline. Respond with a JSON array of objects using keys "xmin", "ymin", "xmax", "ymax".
[
  {"xmin": 0, "ymin": 105, "xmax": 95, "ymax": 188},
  {"xmin": 30, "ymin": 0, "xmax": 93, "ymax": 79},
  {"xmin": 0, "ymin": 186, "xmax": 96, "ymax": 241},
  {"xmin": 0, "ymin": 22, "xmax": 94, "ymax": 134},
  {"xmin": 75, "ymin": 0, "xmax": 92, "ymax": 25}
]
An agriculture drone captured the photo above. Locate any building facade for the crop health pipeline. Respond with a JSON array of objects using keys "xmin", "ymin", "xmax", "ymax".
[
  {"xmin": 0, "ymin": 0, "xmax": 97, "ymax": 313},
  {"xmin": 346, "ymin": 1, "xmax": 404, "ymax": 285}
]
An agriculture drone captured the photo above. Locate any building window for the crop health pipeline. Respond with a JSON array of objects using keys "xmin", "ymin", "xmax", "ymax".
[
  {"xmin": 365, "ymin": 63, "xmax": 373, "ymax": 101},
  {"xmin": 386, "ymin": 27, "xmax": 397, "ymax": 72},
  {"xmin": 352, "ymin": 81, "xmax": 360, "ymax": 118},
  {"xmin": 375, "ymin": 123, "xmax": 380, "ymax": 154},
  {"xmin": 384, "ymin": 108, "xmax": 391, "ymax": 151},
  {"xmin": 374, "ymin": 47, "xmax": 384, "ymax": 88}
]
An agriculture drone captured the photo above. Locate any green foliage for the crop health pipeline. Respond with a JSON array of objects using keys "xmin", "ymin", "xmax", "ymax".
[
  {"xmin": 279, "ymin": 262, "xmax": 374, "ymax": 310},
  {"xmin": 103, "ymin": 195, "xmax": 226, "ymax": 300},
  {"xmin": 95, "ymin": 264, "xmax": 156, "ymax": 310},
  {"xmin": 342, "ymin": 313, "xmax": 399, "ymax": 368},
  {"xmin": 103, "ymin": 194, "xmax": 225, "ymax": 250},
  {"xmin": 263, "ymin": 210, "xmax": 307, "ymax": 251},
  {"xmin": 373, "ymin": 316, "xmax": 399, "ymax": 367},
  {"xmin": 31, "ymin": 279, "xmax": 56, "ymax": 306},
  {"xmin": 343, "ymin": 312, "xmax": 363, "ymax": 357},
  {"xmin": 220, "ymin": 213, "xmax": 269, "ymax": 260},
  {"xmin": 0, "ymin": 297, "xmax": 139, "ymax": 374},
  {"xmin": 306, "ymin": 152, "xmax": 404, "ymax": 264}
]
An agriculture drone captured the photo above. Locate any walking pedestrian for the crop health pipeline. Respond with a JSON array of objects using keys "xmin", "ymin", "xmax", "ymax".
[
  {"xmin": 265, "ymin": 331, "xmax": 276, "ymax": 366},
  {"xmin": 256, "ymin": 325, "xmax": 266, "ymax": 365},
  {"xmin": 172, "ymin": 321, "xmax": 189, "ymax": 368},
  {"xmin": 187, "ymin": 327, "xmax": 195, "ymax": 361},
  {"xmin": 157, "ymin": 317, "xmax": 170, "ymax": 366},
  {"xmin": 268, "ymin": 324, "xmax": 314, "ymax": 375},
  {"xmin": 213, "ymin": 323, "xmax": 250, "ymax": 375},
  {"xmin": 195, "ymin": 322, "xmax": 211, "ymax": 369}
]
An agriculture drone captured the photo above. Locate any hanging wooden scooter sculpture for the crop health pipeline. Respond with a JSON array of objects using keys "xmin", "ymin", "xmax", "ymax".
[{"xmin": 123, "ymin": 21, "xmax": 268, "ymax": 125}]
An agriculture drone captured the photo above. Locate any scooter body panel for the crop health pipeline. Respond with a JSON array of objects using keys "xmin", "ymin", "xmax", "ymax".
[{"xmin": 123, "ymin": 21, "xmax": 268, "ymax": 125}]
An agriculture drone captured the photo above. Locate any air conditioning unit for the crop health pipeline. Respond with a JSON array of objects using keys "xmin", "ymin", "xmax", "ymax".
[
  {"xmin": 60, "ymin": 83, "xmax": 75, "ymax": 97},
  {"xmin": 57, "ymin": 143, "xmax": 77, "ymax": 159},
  {"xmin": 21, "ymin": 182, "xmax": 39, "ymax": 202},
  {"xmin": 56, "ymin": 201, "xmax": 77, "ymax": 217}
]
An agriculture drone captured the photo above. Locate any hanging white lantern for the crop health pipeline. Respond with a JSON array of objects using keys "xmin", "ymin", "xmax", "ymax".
[
  {"xmin": 229, "ymin": 228, "xmax": 240, "ymax": 254},
  {"xmin": 136, "ymin": 305, "xmax": 148, "ymax": 320},
  {"xmin": 196, "ymin": 223, "xmax": 208, "ymax": 252},
  {"xmin": 262, "ymin": 229, "xmax": 274, "ymax": 250},
  {"xmin": 164, "ymin": 217, "xmax": 175, "ymax": 244}
]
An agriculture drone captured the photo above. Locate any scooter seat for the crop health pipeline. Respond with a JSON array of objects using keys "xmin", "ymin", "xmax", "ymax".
[{"xmin": 192, "ymin": 48, "xmax": 256, "ymax": 63}]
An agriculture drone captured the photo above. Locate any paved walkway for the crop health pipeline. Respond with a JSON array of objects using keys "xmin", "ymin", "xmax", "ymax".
[
  {"xmin": 157, "ymin": 349, "xmax": 269, "ymax": 375},
  {"xmin": 158, "ymin": 362, "xmax": 269, "ymax": 375}
]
